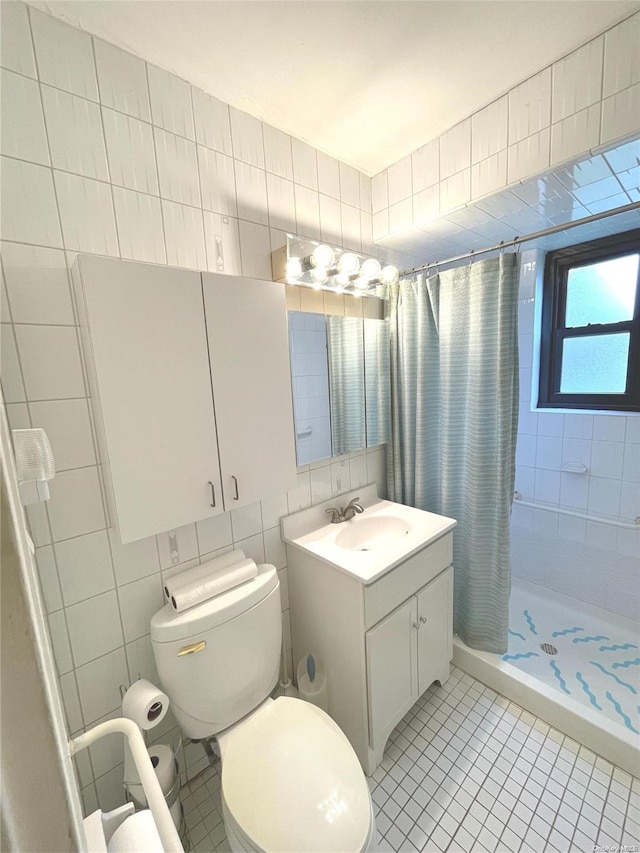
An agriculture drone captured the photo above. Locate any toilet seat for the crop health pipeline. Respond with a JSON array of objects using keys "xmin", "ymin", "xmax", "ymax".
[{"xmin": 217, "ymin": 697, "xmax": 373, "ymax": 853}]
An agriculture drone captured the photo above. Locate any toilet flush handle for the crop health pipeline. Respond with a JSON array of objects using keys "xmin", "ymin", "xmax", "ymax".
[{"xmin": 177, "ymin": 640, "xmax": 207, "ymax": 656}]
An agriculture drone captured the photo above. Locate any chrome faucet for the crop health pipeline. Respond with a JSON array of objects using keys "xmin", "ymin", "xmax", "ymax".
[{"xmin": 325, "ymin": 496, "xmax": 365, "ymax": 524}]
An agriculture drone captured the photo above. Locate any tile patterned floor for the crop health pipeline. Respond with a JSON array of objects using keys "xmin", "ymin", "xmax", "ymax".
[{"xmin": 180, "ymin": 668, "xmax": 640, "ymax": 853}]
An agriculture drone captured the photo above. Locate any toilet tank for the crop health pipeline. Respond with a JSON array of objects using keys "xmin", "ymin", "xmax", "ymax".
[{"xmin": 150, "ymin": 564, "xmax": 281, "ymax": 739}]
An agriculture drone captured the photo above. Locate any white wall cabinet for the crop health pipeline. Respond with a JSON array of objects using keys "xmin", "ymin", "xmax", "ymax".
[
  {"xmin": 73, "ymin": 256, "xmax": 296, "ymax": 543},
  {"xmin": 287, "ymin": 533, "xmax": 454, "ymax": 775}
]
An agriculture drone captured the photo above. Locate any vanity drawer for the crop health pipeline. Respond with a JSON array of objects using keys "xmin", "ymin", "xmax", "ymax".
[{"xmin": 364, "ymin": 533, "xmax": 453, "ymax": 629}]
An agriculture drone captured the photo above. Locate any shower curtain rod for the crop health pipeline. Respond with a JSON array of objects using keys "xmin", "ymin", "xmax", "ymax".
[{"xmin": 400, "ymin": 200, "xmax": 640, "ymax": 278}]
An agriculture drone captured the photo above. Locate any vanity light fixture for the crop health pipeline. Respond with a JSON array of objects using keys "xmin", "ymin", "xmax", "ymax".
[{"xmin": 272, "ymin": 234, "xmax": 399, "ymax": 298}]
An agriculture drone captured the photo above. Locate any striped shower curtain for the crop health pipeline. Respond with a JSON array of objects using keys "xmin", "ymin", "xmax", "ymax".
[{"xmin": 387, "ymin": 254, "xmax": 520, "ymax": 653}]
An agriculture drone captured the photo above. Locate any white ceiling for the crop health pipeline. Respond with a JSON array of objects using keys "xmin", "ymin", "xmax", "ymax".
[{"xmin": 30, "ymin": 0, "xmax": 638, "ymax": 175}]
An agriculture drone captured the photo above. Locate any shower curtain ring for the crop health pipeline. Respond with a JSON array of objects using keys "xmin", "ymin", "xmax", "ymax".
[
  {"xmin": 469, "ymin": 250, "xmax": 475, "ymax": 266},
  {"xmin": 499, "ymin": 241, "xmax": 505, "ymax": 256}
]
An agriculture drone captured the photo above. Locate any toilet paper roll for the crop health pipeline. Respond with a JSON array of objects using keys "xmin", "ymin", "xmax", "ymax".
[
  {"xmin": 170, "ymin": 557, "xmax": 258, "ymax": 612},
  {"xmin": 107, "ymin": 810, "xmax": 162, "ymax": 853},
  {"xmin": 147, "ymin": 744, "xmax": 177, "ymax": 796},
  {"xmin": 126, "ymin": 743, "xmax": 177, "ymax": 807},
  {"xmin": 163, "ymin": 549, "xmax": 246, "ymax": 601},
  {"xmin": 122, "ymin": 679, "xmax": 169, "ymax": 731}
]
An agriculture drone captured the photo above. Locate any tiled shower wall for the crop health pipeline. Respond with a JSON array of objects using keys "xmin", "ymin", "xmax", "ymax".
[
  {"xmin": 0, "ymin": 0, "xmax": 388, "ymax": 813},
  {"xmin": 371, "ymin": 11, "xmax": 639, "ymax": 246},
  {"xmin": 511, "ymin": 250, "xmax": 640, "ymax": 624}
]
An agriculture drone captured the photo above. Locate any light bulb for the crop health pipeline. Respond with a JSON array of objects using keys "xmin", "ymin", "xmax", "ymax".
[
  {"xmin": 286, "ymin": 257, "xmax": 302, "ymax": 280},
  {"xmin": 335, "ymin": 272, "xmax": 352, "ymax": 287},
  {"xmin": 311, "ymin": 244, "xmax": 335, "ymax": 269},
  {"xmin": 337, "ymin": 252, "xmax": 360, "ymax": 276},
  {"xmin": 380, "ymin": 265, "xmax": 399, "ymax": 285},
  {"xmin": 360, "ymin": 258, "xmax": 381, "ymax": 281},
  {"xmin": 354, "ymin": 276, "xmax": 369, "ymax": 290},
  {"xmin": 310, "ymin": 267, "xmax": 328, "ymax": 285}
]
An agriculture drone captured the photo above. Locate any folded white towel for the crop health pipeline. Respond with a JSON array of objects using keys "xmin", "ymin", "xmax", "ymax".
[
  {"xmin": 169, "ymin": 558, "xmax": 258, "ymax": 612},
  {"xmin": 163, "ymin": 548, "xmax": 246, "ymax": 602}
]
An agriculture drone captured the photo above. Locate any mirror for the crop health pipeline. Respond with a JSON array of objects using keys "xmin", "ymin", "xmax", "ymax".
[
  {"xmin": 364, "ymin": 318, "xmax": 391, "ymax": 447},
  {"xmin": 288, "ymin": 311, "xmax": 390, "ymax": 466},
  {"xmin": 327, "ymin": 316, "xmax": 365, "ymax": 455}
]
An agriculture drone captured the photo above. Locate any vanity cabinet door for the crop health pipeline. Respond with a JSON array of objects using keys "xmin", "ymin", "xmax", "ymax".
[
  {"xmin": 416, "ymin": 566, "xmax": 453, "ymax": 695},
  {"xmin": 202, "ymin": 272, "xmax": 297, "ymax": 509},
  {"xmin": 366, "ymin": 597, "xmax": 418, "ymax": 746},
  {"xmin": 74, "ymin": 256, "xmax": 224, "ymax": 544}
]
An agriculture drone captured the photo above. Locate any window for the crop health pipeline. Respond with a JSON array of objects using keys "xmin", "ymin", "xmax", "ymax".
[{"xmin": 538, "ymin": 229, "xmax": 640, "ymax": 412}]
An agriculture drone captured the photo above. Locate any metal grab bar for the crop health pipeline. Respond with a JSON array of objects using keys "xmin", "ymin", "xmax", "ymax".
[
  {"xmin": 69, "ymin": 718, "xmax": 183, "ymax": 852},
  {"xmin": 513, "ymin": 492, "xmax": 639, "ymax": 530}
]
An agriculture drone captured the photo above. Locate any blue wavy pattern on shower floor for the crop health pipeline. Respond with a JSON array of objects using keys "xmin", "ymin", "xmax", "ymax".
[
  {"xmin": 523, "ymin": 610, "xmax": 537, "ymax": 636},
  {"xmin": 611, "ymin": 658, "xmax": 640, "ymax": 670},
  {"xmin": 605, "ymin": 692, "xmax": 639, "ymax": 734},
  {"xmin": 576, "ymin": 672, "xmax": 602, "ymax": 710},
  {"xmin": 599, "ymin": 643, "xmax": 638, "ymax": 653},
  {"xmin": 552, "ymin": 626, "xmax": 584, "ymax": 638},
  {"xmin": 549, "ymin": 660, "xmax": 570, "ymax": 694},
  {"xmin": 572, "ymin": 635, "xmax": 610, "ymax": 644},
  {"xmin": 503, "ymin": 651, "xmax": 539, "ymax": 662},
  {"xmin": 508, "ymin": 629, "xmax": 527, "ymax": 642},
  {"xmin": 590, "ymin": 661, "xmax": 638, "ymax": 695}
]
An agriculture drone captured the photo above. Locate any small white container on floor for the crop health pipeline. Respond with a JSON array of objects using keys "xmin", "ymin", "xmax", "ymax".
[{"xmin": 296, "ymin": 656, "xmax": 328, "ymax": 712}]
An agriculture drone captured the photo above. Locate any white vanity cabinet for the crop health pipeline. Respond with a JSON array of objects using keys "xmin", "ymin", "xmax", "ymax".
[
  {"xmin": 73, "ymin": 256, "xmax": 296, "ymax": 543},
  {"xmin": 366, "ymin": 566, "xmax": 453, "ymax": 752},
  {"xmin": 286, "ymin": 521, "xmax": 454, "ymax": 775}
]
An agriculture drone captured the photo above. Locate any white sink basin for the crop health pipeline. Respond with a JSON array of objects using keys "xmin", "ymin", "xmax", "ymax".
[
  {"xmin": 281, "ymin": 484, "xmax": 457, "ymax": 583},
  {"xmin": 335, "ymin": 515, "xmax": 410, "ymax": 551}
]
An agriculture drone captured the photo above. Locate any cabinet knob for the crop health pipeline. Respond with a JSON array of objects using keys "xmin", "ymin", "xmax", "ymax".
[
  {"xmin": 412, "ymin": 622, "xmax": 420, "ymax": 630},
  {"xmin": 420, "ymin": 616, "xmax": 427, "ymax": 624}
]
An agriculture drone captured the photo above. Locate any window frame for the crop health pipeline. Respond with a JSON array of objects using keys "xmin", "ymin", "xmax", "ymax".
[{"xmin": 538, "ymin": 229, "xmax": 640, "ymax": 413}]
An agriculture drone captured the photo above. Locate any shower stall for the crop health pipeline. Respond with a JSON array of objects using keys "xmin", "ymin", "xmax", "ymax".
[{"xmin": 454, "ymin": 246, "xmax": 640, "ymax": 777}]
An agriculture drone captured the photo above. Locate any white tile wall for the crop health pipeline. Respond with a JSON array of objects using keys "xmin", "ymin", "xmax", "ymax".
[
  {"xmin": 263, "ymin": 124, "xmax": 293, "ymax": 180},
  {"xmin": 603, "ymin": 14, "xmax": 640, "ymax": 98},
  {"xmin": 512, "ymin": 252, "xmax": 640, "ymax": 623},
  {"xmin": 372, "ymin": 11, "xmax": 639, "ymax": 249},
  {"xmin": 102, "ymin": 109, "xmax": 158, "ymax": 195},
  {"xmin": 440, "ymin": 120, "xmax": 471, "ymax": 181},
  {"xmin": 147, "ymin": 64, "xmax": 194, "ymax": 140},
  {"xmin": 0, "ymin": 1, "xmax": 36, "ymax": 79},
  {"xmin": 112, "ymin": 187, "xmax": 166, "ymax": 264},
  {"xmin": 192, "ymin": 88, "xmax": 232, "ymax": 156},
  {"xmin": 42, "ymin": 86, "xmax": 109, "ymax": 181},
  {"xmin": 291, "ymin": 138, "xmax": 318, "ymax": 190},
  {"xmin": 54, "ymin": 171, "xmax": 119, "ymax": 255},
  {"xmin": 317, "ymin": 151, "xmax": 340, "ymax": 200},
  {"xmin": 94, "ymin": 40, "xmax": 151, "ymax": 122},
  {"xmin": 552, "ymin": 38, "xmax": 604, "ymax": 124},
  {"xmin": 1, "ymin": 69, "xmax": 49, "ymax": 165},
  {"xmin": 0, "ymin": 157, "xmax": 62, "ymax": 247},
  {"xmin": 229, "ymin": 107, "xmax": 264, "ymax": 169},
  {"xmin": 30, "ymin": 7, "xmax": 98, "ymax": 101},
  {"xmin": 0, "ymin": 1, "xmax": 380, "ymax": 813}
]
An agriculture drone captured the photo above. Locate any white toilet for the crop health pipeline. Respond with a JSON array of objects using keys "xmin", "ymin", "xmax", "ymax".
[{"xmin": 150, "ymin": 563, "xmax": 377, "ymax": 852}]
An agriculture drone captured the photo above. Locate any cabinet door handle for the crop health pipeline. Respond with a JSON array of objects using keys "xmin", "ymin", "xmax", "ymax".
[
  {"xmin": 419, "ymin": 616, "xmax": 427, "ymax": 624},
  {"xmin": 232, "ymin": 475, "xmax": 239, "ymax": 501},
  {"xmin": 412, "ymin": 622, "xmax": 420, "ymax": 630},
  {"xmin": 208, "ymin": 481, "xmax": 216, "ymax": 508}
]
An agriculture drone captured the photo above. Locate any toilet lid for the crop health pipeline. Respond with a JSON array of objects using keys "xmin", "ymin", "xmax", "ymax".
[{"xmin": 221, "ymin": 697, "xmax": 371, "ymax": 853}]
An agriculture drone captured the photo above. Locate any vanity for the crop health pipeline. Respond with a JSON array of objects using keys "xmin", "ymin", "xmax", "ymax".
[{"xmin": 282, "ymin": 484, "xmax": 456, "ymax": 775}]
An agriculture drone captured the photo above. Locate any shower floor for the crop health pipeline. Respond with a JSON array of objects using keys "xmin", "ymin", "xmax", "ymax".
[{"xmin": 505, "ymin": 579, "xmax": 640, "ymax": 737}]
